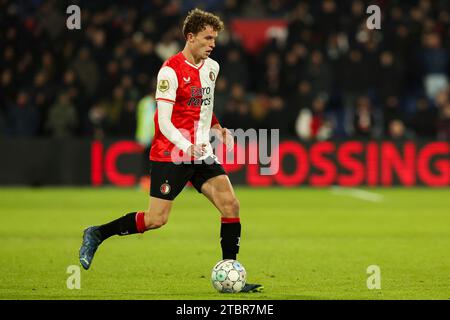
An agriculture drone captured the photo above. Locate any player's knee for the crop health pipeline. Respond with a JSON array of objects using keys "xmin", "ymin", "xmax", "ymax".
[{"xmin": 223, "ymin": 198, "xmax": 240, "ymax": 218}]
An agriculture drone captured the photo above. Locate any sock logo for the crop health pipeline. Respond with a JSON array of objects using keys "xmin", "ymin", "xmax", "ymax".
[{"xmin": 237, "ymin": 237, "xmax": 240, "ymax": 247}]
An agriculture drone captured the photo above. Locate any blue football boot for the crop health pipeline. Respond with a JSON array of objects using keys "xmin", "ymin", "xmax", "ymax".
[
  {"xmin": 241, "ymin": 283, "xmax": 264, "ymax": 293},
  {"xmin": 79, "ymin": 226, "xmax": 102, "ymax": 270}
]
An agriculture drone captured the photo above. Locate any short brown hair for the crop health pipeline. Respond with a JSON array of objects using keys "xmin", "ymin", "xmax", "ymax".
[{"xmin": 182, "ymin": 8, "xmax": 224, "ymax": 39}]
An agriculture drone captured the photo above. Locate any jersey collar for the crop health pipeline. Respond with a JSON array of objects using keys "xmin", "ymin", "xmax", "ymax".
[{"xmin": 181, "ymin": 52, "xmax": 205, "ymax": 70}]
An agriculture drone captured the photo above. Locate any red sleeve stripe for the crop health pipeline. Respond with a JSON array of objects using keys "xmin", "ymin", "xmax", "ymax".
[
  {"xmin": 156, "ymin": 98, "xmax": 176, "ymax": 104},
  {"xmin": 221, "ymin": 217, "xmax": 240, "ymax": 224}
]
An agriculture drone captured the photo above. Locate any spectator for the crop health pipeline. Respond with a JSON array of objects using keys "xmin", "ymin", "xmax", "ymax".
[
  {"xmin": 135, "ymin": 92, "xmax": 156, "ymax": 149},
  {"xmin": 241, "ymin": 0, "xmax": 267, "ymax": 18},
  {"xmin": 434, "ymin": 87, "xmax": 449, "ymax": 110},
  {"xmin": 437, "ymin": 103, "xmax": 450, "ymax": 141},
  {"xmin": 45, "ymin": 93, "xmax": 78, "ymax": 138},
  {"xmin": 305, "ymin": 50, "xmax": 332, "ymax": 97},
  {"xmin": 1, "ymin": 69, "xmax": 16, "ymax": 107},
  {"xmin": 352, "ymin": 96, "xmax": 375, "ymax": 139},
  {"xmin": 222, "ymin": 84, "xmax": 253, "ymax": 130},
  {"xmin": 155, "ymin": 30, "xmax": 181, "ymax": 62},
  {"xmin": 266, "ymin": 0, "xmax": 287, "ymax": 17},
  {"xmin": 99, "ymin": 61, "xmax": 120, "ymax": 99},
  {"xmin": 41, "ymin": 51, "xmax": 57, "ymax": 82},
  {"xmin": 37, "ymin": 1, "xmax": 65, "ymax": 41},
  {"xmin": 382, "ymin": 96, "xmax": 404, "ymax": 137},
  {"xmin": 410, "ymin": 98, "xmax": 438, "ymax": 138},
  {"xmin": 341, "ymin": 0, "xmax": 365, "ymax": 34},
  {"xmin": 325, "ymin": 32, "xmax": 349, "ymax": 64},
  {"xmin": 135, "ymin": 91, "xmax": 156, "ymax": 185},
  {"xmin": 388, "ymin": 119, "xmax": 413, "ymax": 141},
  {"xmin": 264, "ymin": 96, "xmax": 289, "ymax": 136},
  {"xmin": 315, "ymin": 0, "xmax": 339, "ymax": 40},
  {"xmin": 376, "ymin": 51, "xmax": 405, "ymax": 102},
  {"xmin": 116, "ymin": 100, "xmax": 137, "ymax": 138},
  {"xmin": 281, "ymin": 50, "xmax": 302, "ymax": 94},
  {"xmin": 221, "ymin": 48, "xmax": 249, "ymax": 88},
  {"xmin": 249, "ymin": 93, "xmax": 271, "ymax": 129},
  {"xmin": 135, "ymin": 39, "xmax": 163, "ymax": 91},
  {"xmin": 7, "ymin": 91, "xmax": 40, "ymax": 137},
  {"xmin": 213, "ymin": 77, "xmax": 229, "ymax": 119},
  {"xmin": 31, "ymin": 71, "xmax": 53, "ymax": 129},
  {"xmin": 338, "ymin": 49, "xmax": 370, "ymax": 113},
  {"xmin": 286, "ymin": 2, "xmax": 313, "ymax": 45},
  {"xmin": 71, "ymin": 47, "xmax": 100, "ymax": 98},
  {"xmin": 259, "ymin": 52, "xmax": 282, "ymax": 95},
  {"xmin": 105, "ymin": 86, "xmax": 126, "ymax": 131},
  {"xmin": 89, "ymin": 103, "xmax": 107, "ymax": 139},
  {"xmin": 287, "ymin": 80, "xmax": 314, "ymax": 135},
  {"xmin": 418, "ymin": 32, "xmax": 449, "ymax": 100},
  {"xmin": 295, "ymin": 95, "xmax": 333, "ymax": 141}
]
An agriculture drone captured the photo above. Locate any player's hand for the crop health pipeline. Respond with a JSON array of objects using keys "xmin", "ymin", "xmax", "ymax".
[
  {"xmin": 221, "ymin": 128, "xmax": 234, "ymax": 151},
  {"xmin": 187, "ymin": 144, "xmax": 207, "ymax": 159}
]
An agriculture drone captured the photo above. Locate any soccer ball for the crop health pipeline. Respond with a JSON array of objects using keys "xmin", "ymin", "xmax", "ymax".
[{"xmin": 211, "ymin": 259, "xmax": 246, "ymax": 293}]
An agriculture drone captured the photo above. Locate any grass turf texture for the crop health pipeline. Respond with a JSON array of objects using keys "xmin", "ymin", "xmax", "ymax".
[{"xmin": 0, "ymin": 187, "xmax": 449, "ymax": 300}]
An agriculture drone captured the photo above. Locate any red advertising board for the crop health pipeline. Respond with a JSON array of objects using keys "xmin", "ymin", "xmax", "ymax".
[
  {"xmin": 230, "ymin": 19, "xmax": 288, "ymax": 55},
  {"xmin": 91, "ymin": 140, "xmax": 450, "ymax": 187}
]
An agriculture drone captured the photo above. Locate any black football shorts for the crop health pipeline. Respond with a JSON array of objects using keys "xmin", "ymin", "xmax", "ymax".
[{"xmin": 149, "ymin": 156, "xmax": 227, "ymax": 200}]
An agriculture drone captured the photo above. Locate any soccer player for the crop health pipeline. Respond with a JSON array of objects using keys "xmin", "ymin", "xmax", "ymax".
[{"xmin": 79, "ymin": 8, "xmax": 262, "ymax": 293}]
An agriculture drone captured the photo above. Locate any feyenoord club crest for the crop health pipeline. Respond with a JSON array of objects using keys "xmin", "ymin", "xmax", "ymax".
[
  {"xmin": 160, "ymin": 181, "xmax": 171, "ymax": 195},
  {"xmin": 209, "ymin": 71, "xmax": 215, "ymax": 81}
]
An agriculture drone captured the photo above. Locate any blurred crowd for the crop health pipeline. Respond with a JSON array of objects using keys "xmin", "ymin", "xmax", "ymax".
[{"xmin": 1, "ymin": 0, "xmax": 449, "ymax": 141}]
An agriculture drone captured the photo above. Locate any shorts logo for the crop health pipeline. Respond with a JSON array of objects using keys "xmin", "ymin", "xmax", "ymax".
[
  {"xmin": 158, "ymin": 79, "xmax": 169, "ymax": 92},
  {"xmin": 160, "ymin": 181, "xmax": 171, "ymax": 195},
  {"xmin": 209, "ymin": 71, "xmax": 215, "ymax": 82}
]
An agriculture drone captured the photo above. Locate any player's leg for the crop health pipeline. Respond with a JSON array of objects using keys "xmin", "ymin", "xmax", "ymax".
[
  {"xmin": 199, "ymin": 174, "xmax": 241, "ymax": 260},
  {"xmin": 79, "ymin": 161, "xmax": 190, "ymax": 270},
  {"xmin": 93, "ymin": 196, "xmax": 173, "ymax": 240},
  {"xmin": 79, "ymin": 198, "xmax": 173, "ymax": 270},
  {"xmin": 143, "ymin": 197, "xmax": 172, "ymax": 230},
  {"xmin": 199, "ymin": 173, "xmax": 263, "ymax": 293}
]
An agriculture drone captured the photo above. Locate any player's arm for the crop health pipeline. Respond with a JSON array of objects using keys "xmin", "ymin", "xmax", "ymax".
[
  {"xmin": 156, "ymin": 67, "xmax": 204, "ymax": 158},
  {"xmin": 157, "ymin": 101, "xmax": 192, "ymax": 152},
  {"xmin": 158, "ymin": 102, "xmax": 206, "ymax": 158}
]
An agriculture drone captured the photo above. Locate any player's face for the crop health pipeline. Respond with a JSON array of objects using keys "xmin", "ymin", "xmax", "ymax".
[{"xmin": 191, "ymin": 25, "xmax": 218, "ymax": 60}]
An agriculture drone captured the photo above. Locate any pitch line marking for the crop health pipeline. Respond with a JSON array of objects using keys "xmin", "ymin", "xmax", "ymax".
[{"xmin": 331, "ymin": 187, "xmax": 384, "ymax": 203}]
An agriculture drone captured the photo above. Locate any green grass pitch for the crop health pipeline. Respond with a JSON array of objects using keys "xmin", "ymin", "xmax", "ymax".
[{"xmin": 0, "ymin": 187, "xmax": 449, "ymax": 300}]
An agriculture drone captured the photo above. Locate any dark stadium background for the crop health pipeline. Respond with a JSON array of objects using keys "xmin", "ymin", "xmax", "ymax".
[{"xmin": 1, "ymin": 0, "xmax": 449, "ymax": 186}]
